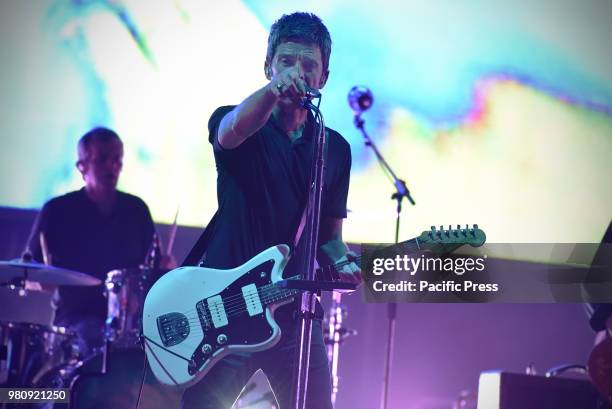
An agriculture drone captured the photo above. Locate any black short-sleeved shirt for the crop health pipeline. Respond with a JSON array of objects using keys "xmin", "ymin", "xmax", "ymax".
[
  {"xmin": 203, "ymin": 105, "xmax": 352, "ymax": 274},
  {"xmin": 27, "ymin": 188, "xmax": 155, "ymax": 320}
]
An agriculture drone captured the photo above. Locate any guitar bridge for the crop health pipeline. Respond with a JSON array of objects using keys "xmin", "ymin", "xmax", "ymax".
[{"xmin": 196, "ymin": 299, "xmax": 212, "ymax": 331}]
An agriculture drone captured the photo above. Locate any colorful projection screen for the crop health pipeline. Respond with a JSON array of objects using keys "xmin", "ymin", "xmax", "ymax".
[{"xmin": 1, "ymin": 0, "xmax": 611, "ymax": 245}]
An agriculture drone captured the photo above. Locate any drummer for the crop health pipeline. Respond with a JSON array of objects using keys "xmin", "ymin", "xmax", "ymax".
[{"xmin": 26, "ymin": 127, "xmax": 174, "ymax": 355}]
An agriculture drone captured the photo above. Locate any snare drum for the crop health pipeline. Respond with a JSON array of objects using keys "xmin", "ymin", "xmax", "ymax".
[
  {"xmin": 0, "ymin": 322, "xmax": 78, "ymax": 387},
  {"xmin": 105, "ymin": 267, "xmax": 164, "ymax": 347}
]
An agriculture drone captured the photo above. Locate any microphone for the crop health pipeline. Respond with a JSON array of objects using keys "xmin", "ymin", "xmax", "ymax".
[
  {"xmin": 301, "ymin": 85, "xmax": 321, "ymax": 109},
  {"xmin": 348, "ymin": 85, "xmax": 373, "ymax": 113},
  {"xmin": 305, "ymin": 84, "xmax": 321, "ymax": 99}
]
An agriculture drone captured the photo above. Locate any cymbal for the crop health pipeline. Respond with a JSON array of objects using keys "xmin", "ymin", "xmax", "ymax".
[{"xmin": 0, "ymin": 259, "xmax": 101, "ymax": 286}]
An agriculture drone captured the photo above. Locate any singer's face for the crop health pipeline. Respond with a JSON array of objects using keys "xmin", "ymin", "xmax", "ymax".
[{"xmin": 267, "ymin": 41, "xmax": 328, "ymax": 107}]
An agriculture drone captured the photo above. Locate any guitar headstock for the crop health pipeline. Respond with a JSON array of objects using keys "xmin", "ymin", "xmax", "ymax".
[{"xmin": 417, "ymin": 224, "xmax": 486, "ymax": 253}]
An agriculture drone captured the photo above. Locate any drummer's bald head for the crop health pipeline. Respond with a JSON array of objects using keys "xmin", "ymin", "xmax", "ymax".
[{"xmin": 77, "ymin": 127, "xmax": 122, "ymax": 162}]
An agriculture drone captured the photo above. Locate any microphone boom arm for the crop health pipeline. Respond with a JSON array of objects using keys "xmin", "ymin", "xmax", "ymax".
[{"xmin": 354, "ymin": 114, "xmax": 415, "ymax": 208}]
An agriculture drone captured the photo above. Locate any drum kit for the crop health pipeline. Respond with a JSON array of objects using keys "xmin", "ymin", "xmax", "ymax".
[{"xmin": 0, "ymin": 258, "xmax": 181, "ymax": 408}]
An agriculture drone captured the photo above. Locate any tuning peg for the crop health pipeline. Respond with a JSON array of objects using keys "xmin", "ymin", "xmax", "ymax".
[
  {"xmin": 473, "ymin": 224, "xmax": 479, "ymax": 230},
  {"xmin": 428, "ymin": 226, "xmax": 436, "ymax": 240}
]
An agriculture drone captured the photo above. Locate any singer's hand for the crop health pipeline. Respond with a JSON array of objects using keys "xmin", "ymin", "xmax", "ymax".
[{"xmin": 270, "ymin": 65, "xmax": 306, "ymax": 102}]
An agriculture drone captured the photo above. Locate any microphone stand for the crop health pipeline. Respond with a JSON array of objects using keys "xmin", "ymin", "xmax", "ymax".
[
  {"xmin": 280, "ymin": 93, "xmax": 356, "ymax": 409},
  {"xmin": 292, "ymin": 96, "xmax": 325, "ymax": 409},
  {"xmin": 288, "ymin": 96, "xmax": 344, "ymax": 409},
  {"xmin": 353, "ymin": 113, "xmax": 415, "ymax": 409}
]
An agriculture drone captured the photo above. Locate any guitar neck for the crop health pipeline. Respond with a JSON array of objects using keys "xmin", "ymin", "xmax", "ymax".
[
  {"xmin": 257, "ymin": 229, "xmax": 477, "ymax": 306},
  {"xmin": 256, "ymin": 239, "xmax": 422, "ymax": 306},
  {"xmin": 258, "ymin": 275, "xmax": 303, "ymax": 307},
  {"xmin": 257, "ymin": 266, "xmax": 349, "ymax": 306},
  {"xmin": 316, "ymin": 231, "xmax": 475, "ymax": 279}
]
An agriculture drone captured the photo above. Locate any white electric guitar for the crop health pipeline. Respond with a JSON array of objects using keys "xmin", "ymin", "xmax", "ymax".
[{"xmin": 142, "ymin": 225, "xmax": 486, "ymax": 386}]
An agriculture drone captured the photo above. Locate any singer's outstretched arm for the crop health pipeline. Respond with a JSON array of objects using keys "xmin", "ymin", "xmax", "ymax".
[
  {"xmin": 217, "ymin": 84, "xmax": 278, "ymax": 150},
  {"xmin": 217, "ymin": 64, "xmax": 309, "ymax": 149}
]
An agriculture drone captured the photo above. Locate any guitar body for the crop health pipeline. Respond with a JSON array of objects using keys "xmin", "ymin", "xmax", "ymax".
[
  {"xmin": 142, "ymin": 225, "xmax": 486, "ymax": 387},
  {"xmin": 142, "ymin": 245, "xmax": 293, "ymax": 387}
]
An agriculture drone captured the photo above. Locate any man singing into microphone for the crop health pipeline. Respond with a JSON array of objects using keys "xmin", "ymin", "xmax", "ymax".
[{"xmin": 183, "ymin": 12, "xmax": 361, "ymax": 409}]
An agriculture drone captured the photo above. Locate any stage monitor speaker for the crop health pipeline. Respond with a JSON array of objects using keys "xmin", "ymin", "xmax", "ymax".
[{"xmin": 477, "ymin": 370, "xmax": 608, "ymax": 409}]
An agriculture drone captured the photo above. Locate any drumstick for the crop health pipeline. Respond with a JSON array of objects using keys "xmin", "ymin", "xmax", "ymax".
[
  {"xmin": 29, "ymin": 232, "xmax": 50, "ymax": 291},
  {"xmin": 39, "ymin": 232, "xmax": 52, "ymax": 265},
  {"xmin": 166, "ymin": 207, "xmax": 179, "ymax": 255}
]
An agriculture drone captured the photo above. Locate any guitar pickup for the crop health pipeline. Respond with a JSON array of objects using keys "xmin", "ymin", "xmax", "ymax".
[
  {"xmin": 242, "ymin": 283, "xmax": 263, "ymax": 316},
  {"xmin": 207, "ymin": 295, "xmax": 229, "ymax": 328}
]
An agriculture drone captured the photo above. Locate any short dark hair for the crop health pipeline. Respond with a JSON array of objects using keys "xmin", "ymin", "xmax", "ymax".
[
  {"xmin": 77, "ymin": 127, "xmax": 122, "ymax": 161},
  {"xmin": 266, "ymin": 12, "xmax": 332, "ymax": 71}
]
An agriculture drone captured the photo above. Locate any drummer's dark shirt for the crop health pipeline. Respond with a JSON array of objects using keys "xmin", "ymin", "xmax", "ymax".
[{"xmin": 27, "ymin": 188, "xmax": 155, "ymax": 321}]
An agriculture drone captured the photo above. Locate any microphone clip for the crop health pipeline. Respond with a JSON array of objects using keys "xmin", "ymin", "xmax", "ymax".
[{"xmin": 301, "ymin": 85, "xmax": 321, "ymax": 111}]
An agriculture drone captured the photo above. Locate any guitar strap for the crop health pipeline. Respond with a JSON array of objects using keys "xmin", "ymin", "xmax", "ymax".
[
  {"xmin": 182, "ymin": 207, "xmax": 306, "ymax": 268},
  {"xmin": 294, "ymin": 206, "xmax": 308, "ymax": 248},
  {"xmin": 181, "ymin": 211, "xmax": 218, "ymax": 266}
]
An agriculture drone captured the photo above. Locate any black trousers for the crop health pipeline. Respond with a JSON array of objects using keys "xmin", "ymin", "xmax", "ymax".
[{"xmin": 181, "ymin": 311, "xmax": 333, "ymax": 409}]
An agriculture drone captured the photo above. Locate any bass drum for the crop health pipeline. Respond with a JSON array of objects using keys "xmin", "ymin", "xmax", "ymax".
[{"xmin": 39, "ymin": 348, "xmax": 182, "ymax": 409}]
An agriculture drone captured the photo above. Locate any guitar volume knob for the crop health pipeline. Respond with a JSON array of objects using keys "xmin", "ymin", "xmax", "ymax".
[
  {"xmin": 217, "ymin": 334, "xmax": 228, "ymax": 345},
  {"xmin": 201, "ymin": 344, "xmax": 212, "ymax": 354}
]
